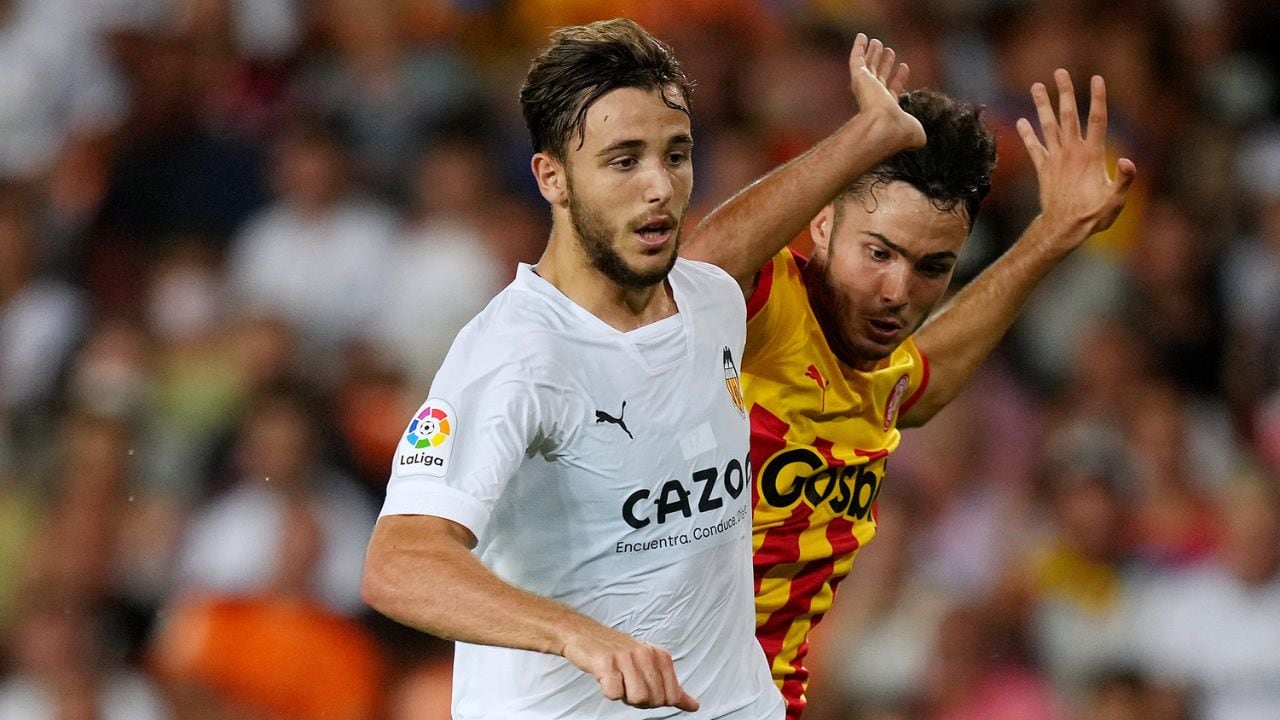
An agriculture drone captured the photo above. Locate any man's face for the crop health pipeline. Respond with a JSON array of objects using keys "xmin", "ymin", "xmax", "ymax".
[
  {"xmin": 808, "ymin": 181, "xmax": 970, "ymax": 369},
  {"xmin": 561, "ymin": 86, "xmax": 693, "ymax": 288}
]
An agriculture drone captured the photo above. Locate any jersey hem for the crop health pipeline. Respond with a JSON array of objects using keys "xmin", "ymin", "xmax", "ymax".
[{"xmin": 379, "ymin": 478, "xmax": 492, "ymax": 540}]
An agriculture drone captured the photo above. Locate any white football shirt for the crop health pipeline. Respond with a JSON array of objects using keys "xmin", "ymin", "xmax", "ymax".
[{"xmin": 381, "ymin": 259, "xmax": 783, "ymax": 720}]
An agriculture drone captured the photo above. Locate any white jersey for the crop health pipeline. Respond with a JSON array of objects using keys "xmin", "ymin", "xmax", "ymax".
[{"xmin": 380, "ymin": 259, "xmax": 782, "ymax": 720}]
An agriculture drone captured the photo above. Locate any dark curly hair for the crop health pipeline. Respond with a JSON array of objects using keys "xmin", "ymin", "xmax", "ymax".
[
  {"xmin": 838, "ymin": 89, "xmax": 996, "ymax": 227},
  {"xmin": 520, "ymin": 18, "xmax": 692, "ymax": 160}
]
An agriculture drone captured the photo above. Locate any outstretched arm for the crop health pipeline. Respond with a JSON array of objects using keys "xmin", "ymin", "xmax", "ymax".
[
  {"xmin": 902, "ymin": 70, "xmax": 1137, "ymax": 426},
  {"xmin": 362, "ymin": 515, "xmax": 699, "ymax": 712},
  {"xmin": 681, "ymin": 34, "xmax": 926, "ymax": 296}
]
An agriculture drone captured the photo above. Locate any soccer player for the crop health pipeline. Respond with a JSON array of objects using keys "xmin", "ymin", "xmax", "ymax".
[
  {"xmin": 682, "ymin": 39, "xmax": 1138, "ymax": 719},
  {"xmin": 360, "ymin": 20, "xmax": 924, "ymax": 719}
]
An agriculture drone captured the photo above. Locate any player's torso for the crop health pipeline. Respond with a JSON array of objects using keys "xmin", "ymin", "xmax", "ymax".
[
  {"xmin": 740, "ymin": 252, "xmax": 925, "ymax": 715},
  {"xmin": 454, "ymin": 262, "xmax": 782, "ymax": 720},
  {"xmin": 478, "ymin": 261, "xmax": 755, "ymax": 598}
]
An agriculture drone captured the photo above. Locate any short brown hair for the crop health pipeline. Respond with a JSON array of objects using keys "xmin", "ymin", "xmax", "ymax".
[{"xmin": 520, "ymin": 18, "xmax": 692, "ymax": 160}]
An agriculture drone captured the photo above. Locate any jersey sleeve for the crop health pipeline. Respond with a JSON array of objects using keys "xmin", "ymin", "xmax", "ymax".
[
  {"xmin": 379, "ymin": 334, "xmax": 565, "ymax": 543},
  {"xmin": 744, "ymin": 251, "xmax": 797, "ymax": 365},
  {"xmin": 896, "ymin": 336, "xmax": 931, "ymax": 416}
]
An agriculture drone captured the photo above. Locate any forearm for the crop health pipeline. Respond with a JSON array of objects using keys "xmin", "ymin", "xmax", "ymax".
[
  {"xmin": 903, "ymin": 215, "xmax": 1087, "ymax": 425},
  {"xmin": 683, "ymin": 109, "xmax": 913, "ymax": 291},
  {"xmin": 361, "ymin": 515, "xmax": 603, "ymax": 656}
]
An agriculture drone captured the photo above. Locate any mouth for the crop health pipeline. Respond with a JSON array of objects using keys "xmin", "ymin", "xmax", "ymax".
[
  {"xmin": 864, "ymin": 317, "xmax": 904, "ymax": 344},
  {"xmin": 633, "ymin": 215, "xmax": 676, "ymax": 248}
]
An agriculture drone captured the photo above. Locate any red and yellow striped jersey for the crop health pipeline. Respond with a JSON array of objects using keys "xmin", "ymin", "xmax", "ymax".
[{"xmin": 745, "ymin": 249, "xmax": 929, "ymax": 719}]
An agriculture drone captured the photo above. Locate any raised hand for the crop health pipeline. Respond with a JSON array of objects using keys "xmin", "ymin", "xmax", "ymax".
[
  {"xmin": 849, "ymin": 33, "xmax": 925, "ymax": 153},
  {"xmin": 1016, "ymin": 69, "xmax": 1137, "ymax": 243},
  {"xmin": 562, "ymin": 626, "xmax": 699, "ymax": 712}
]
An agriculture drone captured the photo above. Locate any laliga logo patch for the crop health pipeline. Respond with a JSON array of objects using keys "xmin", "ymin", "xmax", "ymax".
[
  {"xmin": 884, "ymin": 374, "xmax": 909, "ymax": 431},
  {"xmin": 723, "ymin": 347, "xmax": 746, "ymax": 416},
  {"xmin": 396, "ymin": 399, "xmax": 456, "ymax": 478}
]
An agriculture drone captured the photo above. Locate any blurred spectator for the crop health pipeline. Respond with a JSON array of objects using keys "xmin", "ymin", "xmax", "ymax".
[
  {"xmin": 998, "ymin": 423, "xmax": 1143, "ymax": 709},
  {"xmin": 919, "ymin": 603, "xmax": 1061, "ymax": 720},
  {"xmin": 290, "ymin": 0, "xmax": 478, "ymax": 193},
  {"xmin": 0, "ymin": 588, "xmax": 167, "ymax": 720},
  {"xmin": 0, "ymin": 185, "xmax": 88, "ymax": 418},
  {"xmin": 150, "ymin": 593, "xmax": 384, "ymax": 720},
  {"xmin": 1122, "ymin": 380, "xmax": 1228, "ymax": 567},
  {"xmin": 172, "ymin": 380, "xmax": 376, "ymax": 613},
  {"xmin": 0, "ymin": 0, "xmax": 128, "ymax": 181},
  {"xmin": 1073, "ymin": 669, "xmax": 1179, "ymax": 720},
  {"xmin": 897, "ymin": 387, "xmax": 1031, "ymax": 602},
  {"xmin": 372, "ymin": 127, "xmax": 511, "ymax": 388},
  {"xmin": 1222, "ymin": 128, "xmax": 1280, "ymax": 433},
  {"xmin": 1133, "ymin": 468, "xmax": 1280, "ymax": 720},
  {"xmin": 226, "ymin": 117, "xmax": 396, "ymax": 363},
  {"xmin": 1120, "ymin": 197, "xmax": 1228, "ymax": 398}
]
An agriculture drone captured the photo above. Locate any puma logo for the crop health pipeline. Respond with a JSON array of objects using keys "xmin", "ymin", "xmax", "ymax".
[
  {"xmin": 806, "ymin": 364, "xmax": 828, "ymax": 413},
  {"xmin": 595, "ymin": 401, "xmax": 633, "ymax": 439}
]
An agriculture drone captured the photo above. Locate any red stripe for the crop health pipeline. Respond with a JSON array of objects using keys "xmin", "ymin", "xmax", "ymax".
[
  {"xmin": 745, "ymin": 260, "xmax": 774, "ymax": 320},
  {"xmin": 749, "ymin": 403, "xmax": 791, "ymax": 517},
  {"xmin": 899, "ymin": 347, "xmax": 930, "ymax": 415}
]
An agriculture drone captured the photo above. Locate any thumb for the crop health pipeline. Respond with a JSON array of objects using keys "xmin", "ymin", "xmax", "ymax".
[
  {"xmin": 1115, "ymin": 157, "xmax": 1137, "ymax": 192},
  {"xmin": 675, "ymin": 689, "xmax": 700, "ymax": 712}
]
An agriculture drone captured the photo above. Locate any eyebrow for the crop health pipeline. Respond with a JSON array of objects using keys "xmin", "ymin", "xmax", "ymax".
[
  {"xmin": 864, "ymin": 231, "xmax": 957, "ymax": 262},
  {"xmin": 595, "ymin": 133, "xmax": 694, "ymax": 157}
]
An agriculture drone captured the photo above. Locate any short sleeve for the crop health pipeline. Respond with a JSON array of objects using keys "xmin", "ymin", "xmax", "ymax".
[
  {"xmin": 896, "ymin": 337, "xmax": 931, "ymax": 416},
  {"xmin": 379, "ymin": 336, "xmax": 563, "ymax": 542}
]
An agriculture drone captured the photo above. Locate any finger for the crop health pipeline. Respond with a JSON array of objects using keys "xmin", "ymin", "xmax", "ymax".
[
  {"xmin": 596, "ymin": 667, "xmax": 625, "ymax": 703},
  {"xmin": 632, "ymin": 649, "xmax": 668, "ymax": 708},
  {"xmin": 848, "ymin": 33, "xmax": 869, "ymax": 89},
  {"xmin": 889, "ymin": 62, "xmax": 910, "ymax": 95},
  {"xmin": 675, "ymin": 689, "xmax": 701, "ymax": 712},
  {"xmin": 1114, "ymin": 157, "xmax": 1137, "ymax": 192},
  {"xmin": 865, "ymin": 38, "xmax": 884, "ymax": 78},
  {"xmin": 1030, "ymin": 81, "xmax": 1059, "ymax": 151},
  {"xmin": 850, "ymin": 32, "xmax": 868, "ymax": 64},
  {"xmin": 878, "ymin": 46, "xmax": 897, "ymax": 81},
  {"xmin": 1086, "ymin": 74, "xmax": 1108, "ymax": 144},
  {"xmin": 655, "ymin": 649, "xmax": 683, "ymax": 706},
  {"xmin": 617, "ymin": 653, "xmax": 657, "ymax": 708},
  {"xmin": 1054, "ymin": 68, "xmax": 1080, "ymax": 139},
  {"xmin": 1016, "ymin": 117, "xmax": 1046, "ymax": 169}
]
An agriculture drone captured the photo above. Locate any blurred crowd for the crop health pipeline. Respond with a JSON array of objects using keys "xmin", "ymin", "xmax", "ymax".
[{"xmin": 0, "ymin": 0, "xmax": 1277, "ymax": 718}]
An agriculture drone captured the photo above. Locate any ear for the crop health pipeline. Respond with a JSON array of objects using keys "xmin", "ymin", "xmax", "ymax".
[
  {"xmin": 809, "ymin": 203, "xmax": 837, "ymax": 255},
  {"xmin": 532, "ymin": 152, "xmax": 569, "ymax": 207}
]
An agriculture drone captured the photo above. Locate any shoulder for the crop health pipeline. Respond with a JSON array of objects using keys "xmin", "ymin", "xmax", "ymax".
[
  {"xmin": 671, "ymin": 257, "xmax": 747, "ymax": 317},
  {"xmin": 747, "ymin": 249, "xmax": 810, "ymax": 323},
  {"xmin": 435, "ymin": 281, "xmax": 577, "ymax": 384},
  {"xmin": 672, "ymin": 257, "xmax": 743, "ymax": 297}
]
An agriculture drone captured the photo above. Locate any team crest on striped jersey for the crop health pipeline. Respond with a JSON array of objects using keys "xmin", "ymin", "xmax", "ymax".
[
  {"xmin": 722, "ymin": 346, "xmax": 746, "ymax": 416},
  {"xmin": 884, "ymin": 374, "xmax": 910, "ymax": 431}
]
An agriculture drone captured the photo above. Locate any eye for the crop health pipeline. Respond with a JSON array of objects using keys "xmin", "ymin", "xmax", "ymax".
[
  {"xmin": 665, "ymin": 151, "xmax": 689, "ymax": 166},
  {"xmin": 869, "ymin": 246, "xmax": 892, "ymax": 262},
  {"xmin": 918, "ymin": 263, "xmax": 953, "ymax": 278},
  {"xmin": 609, "ymin": 157, "xmax": 638, "ymax": 170}
]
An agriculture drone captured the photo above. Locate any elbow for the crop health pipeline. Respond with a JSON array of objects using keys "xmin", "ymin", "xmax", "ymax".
[
  {"xmin": 360, "ymin": 540, "xmax": 405, "ymax": 618},
  {"xmin": 360, "ymin": 557, "xmax": 393, "ymax": 616}
]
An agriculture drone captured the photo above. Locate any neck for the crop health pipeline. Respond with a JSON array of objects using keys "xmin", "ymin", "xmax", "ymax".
[{"xmin": 535, "ymin": 228, "xmax": 676, "ymax": 333}]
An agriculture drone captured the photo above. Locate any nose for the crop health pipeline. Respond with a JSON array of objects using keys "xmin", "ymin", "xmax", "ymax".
[
  {"xmin": 642, "ymin": 162, "xmax": 675, "ymax": 206},
  {"xmin": 879, "ymin": 262, "xmax": 910, "ymax": 307}
]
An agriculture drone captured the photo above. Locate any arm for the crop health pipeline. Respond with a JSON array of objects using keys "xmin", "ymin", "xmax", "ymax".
[
  {"xmin": 361, "ymin": 514, "xmax": 698, "ymax": 712},
  {"xmin": 681, "ymin": 34, "xmax": 926, "ymax": 295},
  {"xmin": 901, "ymin": 70, "xmax": 1137, "ymax": 427}
]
